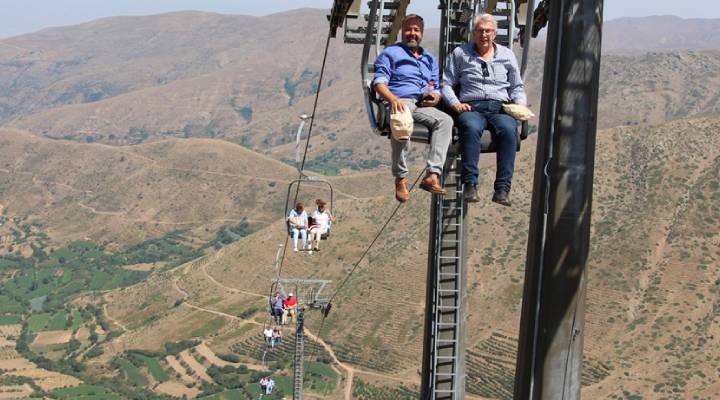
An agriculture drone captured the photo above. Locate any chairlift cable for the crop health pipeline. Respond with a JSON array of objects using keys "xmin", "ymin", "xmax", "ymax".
[
  {"xmin": 264, "ymin": 5, "xmax": 341, "ymax": 366},
  {"xmin": 307, "ymin": 169, "xmax": 425, "ymax": 362},
  {"xmin": 328, "ymin": 169, "xmax": 424, "ymax": 304},
  {"xmin": 271, "ymin": 11, "xmax": 338, "ymax": 297}
]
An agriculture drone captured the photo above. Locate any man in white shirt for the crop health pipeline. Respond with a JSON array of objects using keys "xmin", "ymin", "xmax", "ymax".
[
  {"xmin": 308, "ymin": 199, "xmax": 334, "ymax": 253},
  {"xmin": 263, "ymin": 327, "xmax": 274, "ymax": 347}
]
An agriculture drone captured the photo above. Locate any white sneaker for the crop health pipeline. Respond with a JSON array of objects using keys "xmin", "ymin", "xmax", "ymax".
[
  {"xmin": 293, "ymin": 248, "xmax": 298, "ymax": 252},
  {"xmin": 308, "ymin": 250, "xmax": 313, "ymax": 255}
]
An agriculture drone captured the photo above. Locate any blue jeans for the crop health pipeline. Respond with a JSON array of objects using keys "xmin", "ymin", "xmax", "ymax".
[
  {"xmin": 457, "ymin": 101, "xmax": 518, "ymax": 191},
  {"xmin": 290, "ymin": 227, "xmax": 307, "ymax": 249}
]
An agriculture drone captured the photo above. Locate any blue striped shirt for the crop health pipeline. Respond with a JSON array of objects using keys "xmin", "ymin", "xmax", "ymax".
[
  {"xmin": 373, "ymin": 43, "xmax": 440, "ymax": 101},
  {"xmin": 441, "ymin": 43, "xmax": 526, "ymax": 106}
]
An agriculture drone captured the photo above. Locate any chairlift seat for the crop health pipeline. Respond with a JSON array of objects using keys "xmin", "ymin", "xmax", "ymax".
[
  {"xmin": 372, "ymin": 91, "xmax": 523, "ymax": 152},
  {"xmin": 287, "ymin": 220, "xmax": 331, "ymax": 240}
]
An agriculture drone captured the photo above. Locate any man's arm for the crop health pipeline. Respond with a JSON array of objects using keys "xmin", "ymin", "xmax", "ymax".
[
  {"xmin": 374, "ymin": 82, "xmax": 406, "ymax": 113},
  {"xmin": 507, "ymin": 54, "xmax": 527, "ymax": 105},
  {"xmin": 373, "ymin": 50, "xmax": 406, "ymax": 113},
  {"xmin": 441, "ymin": 49, "xmax": 472, "ymax": 113}
]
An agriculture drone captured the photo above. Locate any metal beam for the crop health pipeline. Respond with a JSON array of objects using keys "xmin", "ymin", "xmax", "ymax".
[{"xmin": 513, "ymin": 0, "xmax": 603, "ymax": 398}]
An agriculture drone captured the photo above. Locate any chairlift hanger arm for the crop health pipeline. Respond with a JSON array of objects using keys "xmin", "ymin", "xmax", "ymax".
[{"xmin": 328, "ymin": 0, "xmax": 361, "ymax": 37}]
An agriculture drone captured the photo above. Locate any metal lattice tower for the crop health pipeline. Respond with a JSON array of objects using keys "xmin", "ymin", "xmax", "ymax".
[
  {"xmin": 292, "ymin": 308, "xmax": 305, "ymax": 400},
  {"xmin": 421, "ymin": 147, "xmax": 469, "ymax": 400},
  {"xmin": 328, "ymin": 1, "xmax": 540, "ymax": 399}
]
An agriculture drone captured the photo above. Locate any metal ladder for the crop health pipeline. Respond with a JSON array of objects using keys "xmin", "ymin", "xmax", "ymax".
[
  {"xmin": 418, "ymin": 2, "xmax": 478, "ymax": 398},
  {"xmin": 440, "ymin": 0, "xmax": 480, "ymax": 55},
  {"xmin": 292, "ymin": 308, "xmax": 305, "ymax": 400},
  {"xmin": 492, "ymin": 0, "xmax": 517, "ymax": 47},
  {"xmin": 422, "ymin": 148, "xmax": 468, "ymax": 400},
  {"xmin": 341, "ymin": 0, "xmax": 410, "ymax": 46}
]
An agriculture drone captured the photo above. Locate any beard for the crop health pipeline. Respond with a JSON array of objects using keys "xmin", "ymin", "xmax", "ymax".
[{"xmin": 404, "ymin": 37, "xmax": 421, "ymax": 52}]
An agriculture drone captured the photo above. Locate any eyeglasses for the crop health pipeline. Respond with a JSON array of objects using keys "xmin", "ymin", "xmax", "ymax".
[
  {"xmin": 481, "ymin": 62, "xmax": 489, "ymax": 78},
  {"xmin": 475, "ymin": 28, "xmax": 496, "ymax": 34}
]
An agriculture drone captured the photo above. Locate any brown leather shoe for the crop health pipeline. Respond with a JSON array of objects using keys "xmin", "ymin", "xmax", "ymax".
[
  {"xmin": 419, "ymin": 173, "xmax": 447, "ymax": 194},
  {"xmin": 395, "ymin": 177, "xmax": 410, "ymax": 203}
]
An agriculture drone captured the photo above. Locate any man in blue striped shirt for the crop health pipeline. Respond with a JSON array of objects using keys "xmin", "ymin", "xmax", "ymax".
[
  {"xmin": 441, "ymin": 14, "xmax": 527, "ymax": 206},
  {"xmin": 373, "ymin": 14, "xmax": 453, "ymax": 203}
]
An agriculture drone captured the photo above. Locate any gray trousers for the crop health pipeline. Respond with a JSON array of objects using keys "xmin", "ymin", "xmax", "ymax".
[{"xmin": 391, "ymin": 99, "xmax": 453, "ymax": 178}]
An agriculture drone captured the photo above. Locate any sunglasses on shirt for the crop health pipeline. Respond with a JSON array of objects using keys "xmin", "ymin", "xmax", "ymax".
[{"xmin": 481, "ymin": 62, "xmax": 489, "ymax": 78}]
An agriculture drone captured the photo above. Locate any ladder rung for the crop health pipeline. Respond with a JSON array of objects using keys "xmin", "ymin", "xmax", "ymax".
[
  {"xmin": 367, "ymin": 1, "xmax": 401, "ymax": 10},
  {"xmin": 362, "ymin": 14, "xmax": 395, "ymax": 22},
  {"xmin": 438, "ymin": 323, "xmax": 458, "ymax": 328}
]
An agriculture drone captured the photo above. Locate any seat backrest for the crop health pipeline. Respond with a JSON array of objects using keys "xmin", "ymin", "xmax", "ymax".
[{"xmin": 370, "ymin": 83, "xmax": 521, "ymax": 152}]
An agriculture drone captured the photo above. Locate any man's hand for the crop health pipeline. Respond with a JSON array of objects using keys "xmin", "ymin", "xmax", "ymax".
[
  {"xmin": 374, "ymin": 83, "xmax": 406, "ymax": 114},
  {"xmin": 389, "ymin": 97, "xmax": 406, "ymax": 114},
  {"xmin": 419, "ymin": 92, "xmax": 441, "ymax": 107},
  {"xmin": 452, "ymin": 102, "xmax": 472, "ymax": 113}
]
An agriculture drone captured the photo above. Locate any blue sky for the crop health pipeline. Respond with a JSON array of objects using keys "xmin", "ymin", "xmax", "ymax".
[{"xmin": 1, "ymin": 0, "xmax": 719, "ymax": 38}]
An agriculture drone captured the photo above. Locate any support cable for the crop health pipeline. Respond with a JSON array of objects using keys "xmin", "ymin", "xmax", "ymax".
[
  {"xmin": 271, "ymin": 8, "xmax": 339, "ymax": 297},
  {"xmin": 307, "ymin": 169, "xmax": 425, "ymax": 361}
]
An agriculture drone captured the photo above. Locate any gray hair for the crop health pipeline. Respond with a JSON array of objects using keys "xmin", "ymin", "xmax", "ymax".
[{"xmin": 473, "ymin": 13, "xmax": 498, "ymax": 30}]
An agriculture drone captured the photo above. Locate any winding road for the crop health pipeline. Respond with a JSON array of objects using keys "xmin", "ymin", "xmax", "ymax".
[{"xmin": 168, "ymin": 257, "xmax": 423, "ymax": 399}]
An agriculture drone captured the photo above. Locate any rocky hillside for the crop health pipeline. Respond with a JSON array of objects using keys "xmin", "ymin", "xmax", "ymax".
[
  {"xmin": 1, "ymin": 10, "xmax": 719, "ymax": 399},
  {"xmin": 1, "ymin": 11, "xmax": 720, "ymax": 174},
  {"xmin": 100, "ymin": 115, "xmax": 720, "ymax": 399}
]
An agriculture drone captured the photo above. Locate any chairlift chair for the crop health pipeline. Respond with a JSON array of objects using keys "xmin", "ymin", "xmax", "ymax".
[
  {"xmin": 284, "ymin": 114, "xmax": 335, "ymax": 241},
  {"xmin": 284, "ymin": 179, "xmax": 334, "ymax": 241},
  {"xmin": 359, "ymin": 0, "xmax": 534, "ymax": 152}
]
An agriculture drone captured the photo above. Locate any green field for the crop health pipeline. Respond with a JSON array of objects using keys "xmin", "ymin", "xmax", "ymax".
[
  {"xmin": 70, "ymin": 309, "xmax": 84, "ymax": 330},
  {"xmin": 0, "ymin": 258, "xmax": 20, "ymax": 268},
  {"xmin": 0, "ymin": 294, "xmax": 24, "ymax": 314},
  {"xmin": 116, "ymin": 358, "xmax": 149, "ymax": 386},
  {"xmin": 133, "ymin": 354, "xmax": 169, "ymax": 382},
  {"xmin": 47, "ymin": 310, "xmax": 68, "ymax": 330},
  {"xmin": 304, "ymin": 361, "xmax": 338, "ymax": 394},
  {"xmin": 51, "ymin": 384, "xmax": 123, "ymax": 399},
  {"xmin": 27, "ymin": 313, "xmax": 51, "ymax": 332},
  {"xmin": 0, "ymin": 241, "xmax": 150, "ymax": 316},
  {"xmin": 274, "ymin": 375, "xmax": 293, "ymax": 396},
  {"xmin": 189, "ymin": 317, "xmax": 225, "ymax": 337},
  {"xmin": 200, "ymin": 389, "xmax": 247, "ymax": 400},
  {"xmin": 0, "ymin": 234, "xmax": 199, "ymax": 322},
  {"xmin": 0, "ymin": 314, "xmax": 22, "ymax": 325}
]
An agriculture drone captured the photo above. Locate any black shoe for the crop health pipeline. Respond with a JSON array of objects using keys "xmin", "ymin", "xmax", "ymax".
[
  {"xmin": 492, "ymin": 189, "xmax": 511, "ymax": 207},
  {"xmin": 313, "ymin": 247, "xmax": 320, "ymax": 252},
  {"xmin": 463, "ymin": 185, "xmax": 480, "ymax": 203}
]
